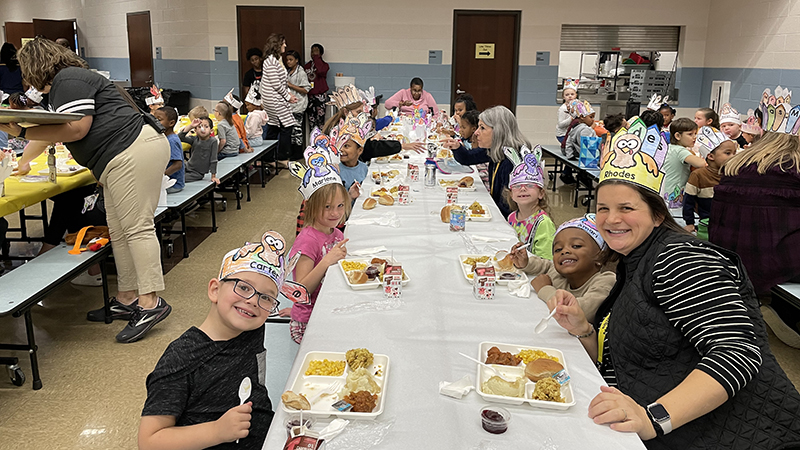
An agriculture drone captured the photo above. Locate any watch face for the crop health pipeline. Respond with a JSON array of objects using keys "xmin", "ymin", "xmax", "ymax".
[{"xmin": 649, "ymin": 404, "xmax": 669, "ymax": 419}]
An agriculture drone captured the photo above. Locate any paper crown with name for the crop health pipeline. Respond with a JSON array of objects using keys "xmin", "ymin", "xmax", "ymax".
[
  {"xmin": 757, "ymin": 86, "xmax": 800, "ymax": 135},
  {"xmin": 244, "ymin": 83, "xmax": 260, "ymax": 105},
  {"xmin": 289, "ymin": 128, "xmax": 343, "ymax": 200},
  {"xmin": 646, "ymin": 94, "xmax": 670, "ymax": 111},
  {"xmin": 145, "ymin": 84, "xmax": 164, "ymax": 106},
  {"xmin": 25, "ymin": 86, "xmax": 43, "ymax": 104},
  {"xmin": 719, "ymin": 103, "xmax": 742, "ymax": 125},
  {"xmin": 556, "ymin": 213, "xmax": 605, "ymax": 250},
  {"xmin": 505, "ymin": 144, "xmax": 545, "ymax": 188},
  {"xmin": 224, "ymin": 88, "xmax": 243, "ymax": 110},
  {"xmin": 695, "ymin": 126, "xmax": 731, "ymax": 158},
  {"xmin": 741, "ymin": 109, "xmax": 763, "ymax": 136},
  {"xmin": 599, "ymin": 116, "xmax": 668, "ymax": 193},
  {"xmin": 563, "ymin": 78, "xmax": 580, "ymax": 91},
  {"xmin": 569, "ymin": 99, "xmax": 595, "ymax": 118},
  {"xmin": 328, "ymin": 84, "xmax": 375, "ymax": 112},
  {"xmin": 333, "ymin": 110, "xmax": 374, "ymax": 148}
]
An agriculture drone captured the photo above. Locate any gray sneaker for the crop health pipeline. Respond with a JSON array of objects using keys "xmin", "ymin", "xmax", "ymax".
[
  {"xmin": 115, "ymin": 298, "xmax": 172, "ymax": 343},
  {"xmin": 86, "ymin": 297, "xmax": 138, "ymax": 322}
]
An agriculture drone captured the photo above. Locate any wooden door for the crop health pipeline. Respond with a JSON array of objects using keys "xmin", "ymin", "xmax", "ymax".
[
  {"xmin": 4, "ymin": 22, "xmax": 34, "ymax": 50},
  {"xmin": 126, "ymin": 11, "xmax": 154, "ymax": 87},
  {"xmin": 451, "ymin": 11, "xmax": 520, "ymax": 111},
  {"xmin": 236, "ymin": 6, "xmax": 304, "ymax": 98},
  {"xmin": 32, "ymin": 18, "xmax": 78, "ymax": 51}
]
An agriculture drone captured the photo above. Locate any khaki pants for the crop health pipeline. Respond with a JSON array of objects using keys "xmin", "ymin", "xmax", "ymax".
[{"xmin": 99, "ymin": 125, "xmax": 170, "ymax": 294}]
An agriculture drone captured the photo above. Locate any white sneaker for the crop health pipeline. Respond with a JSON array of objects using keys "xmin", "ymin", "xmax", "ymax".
[
  {"xmin": 70, "ymin": 270, "xmax": 103, "ymax": 287},
  {"xmin": 761, "ymin": 305, "xmax": 800, "ymax": 349}
]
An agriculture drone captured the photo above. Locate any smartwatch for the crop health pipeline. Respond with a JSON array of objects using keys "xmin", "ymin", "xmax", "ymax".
[{"xmin": 647, "ymin": 402, "xmax": 672, "ymax": 436}]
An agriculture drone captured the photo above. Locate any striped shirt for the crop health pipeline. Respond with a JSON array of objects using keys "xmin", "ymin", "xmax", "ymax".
[
  {"xmin": 259, "ymin": 54, "xmax": 296, "ymax": 128},
  {"xmin": 599, "ymin": 242, "xmax": 762, "ymax": 398}
]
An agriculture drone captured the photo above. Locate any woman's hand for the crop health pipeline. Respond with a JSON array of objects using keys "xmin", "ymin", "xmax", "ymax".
[
  {"xmin": 683, "ymin": 224, "xmax": 696, "ymax": 233},
  {"xmin": 322, "ymin": 239, "xmax": 348, "ymax": 266},
  {"xmin": 442, "ymin": 138, "xmax": 461, "ymax": 150},
  {"xmin": 12, "ymin": 162, "xmax": 31, "ymax": 176},
  {"xmin": 399, "ymin": 100, "xmax": 414, "ymax": 107},
  {"xmin": 402, "ymin": 142, "xmax": 425, "ymax": 153},
  {"xmin": 589, "ymin": 386, "xmax": 657, "ymax": 440},
  {"xmin": 0, "ymin": 122, "xmax": 23, "ymax": 137},
  {"xmin": 552, "ymin": 290, "xmax": 591, "ymax": 335},
  {"xmin": 510, "ymin": 242, "xmax": 529, "ymax": 269},
  {"xmin": 531, "ymin": 274, "xmax": 553, "ymax": 293}
]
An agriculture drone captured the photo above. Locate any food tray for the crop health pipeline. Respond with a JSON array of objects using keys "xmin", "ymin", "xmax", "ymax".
[
  {"xmin": 438, "ymin": 178, "xmax": 476, "ymax": 191},
  {"xmin": 282, "ymin": 351, "xmax": 390, "ymax": 419},
  {"xmin": 459, "ymin": 202, "xmax": 492, "ymax": 222},
  {"xmin": 0, "ymin": 109, "xmax": 84, "ymax": 125},
  {"xmin": 475, "ymin": 341, "xmax": 576, "ymax": 410},
  {"xmin": 458, "ymin": 254, "xmax": 528, "ymax": 285},
  {"xmin": 338, "ymin": 257, "xmax": 410, "ymax": 290},
  {"xmin": 37, "ymin": 165, "xmax": 87, "ymax": 177}
]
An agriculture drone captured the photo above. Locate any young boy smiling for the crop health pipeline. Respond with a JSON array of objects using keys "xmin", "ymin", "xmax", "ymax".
[{"xmin": 138, "ymin": 231, "xmax": 300, "ymax": 450}]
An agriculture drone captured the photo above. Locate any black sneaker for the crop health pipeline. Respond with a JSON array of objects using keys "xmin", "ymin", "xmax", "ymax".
[
  {"xmin": 115, "ymin": 298, "xmax": 172, "ymax": 343},
  {"xmin": 86, "ymin": 297, "xmax": 138, "ymax": 322}
]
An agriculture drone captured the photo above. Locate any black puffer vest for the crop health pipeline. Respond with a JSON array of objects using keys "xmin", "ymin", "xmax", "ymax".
[{"xmin": 596, "ymin": 226, "xmax": 800, "ymax": 450}]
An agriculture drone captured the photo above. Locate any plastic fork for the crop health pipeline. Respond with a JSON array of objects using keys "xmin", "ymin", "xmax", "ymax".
[
  {"xmin": 458, "ymin": 352, "xmax": 516, "ymax": 382},
  {"xmin": 309, "ymin": 380, "xmax": 344, "ymax": 405}
]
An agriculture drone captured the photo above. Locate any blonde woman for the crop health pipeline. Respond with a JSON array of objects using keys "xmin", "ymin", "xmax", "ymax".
[
  {"xmin": 710, "ymin": 131, "xmax": 800, "ymax": 347},
  {"xmin": 1, "ymin": 37, "xmax": 172, "ymax": 343}
]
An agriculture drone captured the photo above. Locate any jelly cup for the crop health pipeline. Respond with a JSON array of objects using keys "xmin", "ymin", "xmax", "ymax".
[
  {"xmin": 284, "ymin": 414, "xmax": 315, "ymax": 438},
  {"xmin": 480, "ymin": 405, "xmax": 511, "ymax": 434}
]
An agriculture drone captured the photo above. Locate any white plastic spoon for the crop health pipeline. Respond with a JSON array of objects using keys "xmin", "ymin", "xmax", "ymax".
[
  {"xmin": 236, "ymin": 377, "xmax": 252, "ymax": 443},
  {"xmin": 494, "ymin": 242, "xmax": 530, "ymax": 261},
  {"xmin": 458, "ymin": 352, "xmax": 516, "ymax": 382},
  {"xmin": 535, "ymin": 308, "xmax": 558, "ymax": 334}
]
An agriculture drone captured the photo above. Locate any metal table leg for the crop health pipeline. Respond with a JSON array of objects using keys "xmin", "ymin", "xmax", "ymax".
[
  {"xmin": 24, "ymin": 310, "xmax": 42, "ymax": 390},
  {"xmin": 210, "ymin": 191, "xmax": 217, "ymax": 232},
  {"xmin": 180, "ymin": 209, "xmax": 189, "ymax": 258}
]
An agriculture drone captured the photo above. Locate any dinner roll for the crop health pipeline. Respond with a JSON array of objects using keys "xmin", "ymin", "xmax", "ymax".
[{"xmin": 525, "ymin": 358, "xmax": 564, "ymax": 382}]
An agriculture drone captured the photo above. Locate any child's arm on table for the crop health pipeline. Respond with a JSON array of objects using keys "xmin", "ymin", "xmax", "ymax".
[
  {"xmin": 165, "ymin": 160, "xmax": 183, "ymax": 176},
  {"xmin": 138, "ymin": 402, "xmax": 252, "ymax": 450},
  {"xmin": 293, "ymin": 239, "xmax": 348, "ymax": 293},
  {"xmin": 12, "ymin": 140, "xmax": 50, "ymax": 175}
]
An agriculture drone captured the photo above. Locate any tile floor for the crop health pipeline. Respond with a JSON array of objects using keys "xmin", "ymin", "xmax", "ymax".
[{"xmin": 0, "ymin": 166, "xmax": 797, "ymax": 449}]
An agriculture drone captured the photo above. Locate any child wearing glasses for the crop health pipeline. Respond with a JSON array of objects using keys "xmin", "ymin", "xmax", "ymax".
[
  {"xmin": 503, "ymin": 145, "xmax": 555, "ymax": 259},
  {"xmin": 139, "ymin": 231, "xmax": 302, "ymax": 450}
]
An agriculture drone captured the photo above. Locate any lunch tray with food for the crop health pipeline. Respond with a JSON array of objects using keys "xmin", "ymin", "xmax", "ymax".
[
  {"xmin": 438, "ymin": 176, "xmax": 476, "ymax": 191},
  {"xmin": 281, "ymin": 349, "xmax": 390, "ymax": 419},
  {"xmin": 338, "ymin": 257, "xmax": 410, "ymax": 290},
  {"xmin": 475, "ymin": 342, "xmax": 576, "ymax": 410},
  {"xmin": 458, "ymin": 255, "xmax": 528, "ymax": 285}
]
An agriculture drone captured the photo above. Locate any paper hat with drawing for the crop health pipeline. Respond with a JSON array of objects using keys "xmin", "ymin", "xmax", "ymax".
[
  {"xmin": 646, "ymin": 94, "xmax": 670, "ymax": 111},
  {"xmin": 328, "ymin": 84, "xmax": 375, "ymax": 112},
  {"xmin": 741, "ymin": 109, "xmax": 762, "ymax": 136},
  {"xmin": 695, "ymin": 126, "xmax": 731, "ymax": 158},
  {"xmin": 332, "ymin": 111, "xmax": 374, "ymax": 148},
  {"xmin": 224, "ymin": 89, "xmax": 243, "ymax": 110},
  {"xmin": 563, "ymin": 78, "xmax": 579, "ymax": 91},
  {"xmin": 146, "ymin": 84, "xmax": 164, "ymax": 106},
  {"xmin": 569, "ymin": 100, "xmax": 595, "ymax": 118},
  {"xmin": 758, "ymin": 86, "xmax": 800, "ymax": 135},
  {"xmin": 598, "ymin": 116, "xmax": 668, "ymax": 193},
  {"xmin": 719, "ymin": 103, "xmax": 742, "ymax": 125},
  {"xmin": 290, "ymin": 128, "xmax": 343, "ymax": 200},
  {"xmin": 556, "ymin": 213, "xmax": 605, "ymax": 250},
  {"xmin": 505, "ymin": 144, "xmax": 545, "ymax": 189}
]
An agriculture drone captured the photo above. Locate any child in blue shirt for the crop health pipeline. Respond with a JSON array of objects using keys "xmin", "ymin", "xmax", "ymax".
[
  {"xmin": 155, "ymin": 107, "xmax": 185, "ymax": 193},
  {"xmin": 339, "ymin": 138, "xmax": 368, "ymax": 203}
]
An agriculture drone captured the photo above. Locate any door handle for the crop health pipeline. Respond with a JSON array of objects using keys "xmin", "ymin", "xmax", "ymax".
[{"xmin": 456, "ymin": 88, "xmax": 465, "ymax": 94}]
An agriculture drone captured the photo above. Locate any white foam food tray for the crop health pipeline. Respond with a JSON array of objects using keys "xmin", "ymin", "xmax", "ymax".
[
  {"xmin": 476, "ymin": 342, "xmax": 576, "ymax": 410},
  {"xmin": 282, "ymin": 351, "xmax": 390, "ymax": 419},
  {"xmin": 338, "ymin": 256, "xmax": 410, "ymax": 290},
  {"xmin": 438, "ymin": 178, "xmax": 476, "ymax": 191},
  {"xmin": 458, "ymin": 254, "xmax": 528, "ymax": 285}
]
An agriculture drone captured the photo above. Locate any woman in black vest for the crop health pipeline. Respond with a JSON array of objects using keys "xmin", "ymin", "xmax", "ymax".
[{"xmin": 551, "ymin": 121, "xmax": 800, "ymax": 449}]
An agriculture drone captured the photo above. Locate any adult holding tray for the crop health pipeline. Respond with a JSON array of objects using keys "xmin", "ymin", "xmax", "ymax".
[
  {"xmin": 0, "ymin": 37, "xmax": 172, "ymax": 344},
  {"xmin": 551, "ymin": 121, "xmax": 800, "ymax": 448}
]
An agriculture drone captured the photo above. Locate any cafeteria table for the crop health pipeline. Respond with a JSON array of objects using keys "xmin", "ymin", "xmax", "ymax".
[{"xmin": 262, "ymin": 154, "xmax": 645, "ymax": 449}]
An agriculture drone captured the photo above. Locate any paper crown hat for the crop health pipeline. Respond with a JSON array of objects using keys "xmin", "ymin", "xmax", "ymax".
[
  {"xmin": 563, "ymin": 78, "xmax": 579, "ymax": 91},
  {"xmin": 695, "ymin": 126, "xmax": 731, "ymax": 157},
  {"xmin": 599, "ymin": 117, "xmax": 667, "ymax": 193},
  {"xmin": 224, "ymin": 88, "xmax": 243, "ymax": 110},
  {"xmin": 569, "ymin": 99, "xmax": 595, "ymax": 118},
  {"xmin": 332, "ymin": 111, "xmax": 374, "ymax": 148},
  {"xmin": 145, "ymin": 84, "xmax": 164, "ymax": 106},
  {"xmin": 505, "ymin": 144, "xmax": 545, "ymax": 188},
  {"xmin": 719, "ymin": 103, "xmax": 741, "ymax": 125},
  {"xmin": 289, "ymin": 128, "xmax": 343, "ymax": 200},
  {"xmin": 556, "ymin": 213, "xmax": 605, "ymax": 250},
  {"xmin": 741, "ymin": 109, "xmax": 762, "ymax": 136},
  {"xmin": 24, "ymin": 86, "xmax": 43, "ymax": 104},
  {"xmin": 758, "ymin": 86, "xmax": 800, "ymax": 135},
  {"xmin": 218, "ymin": 231, "xmax": 301, "ymax": 289},
  {"xmin": 646, "ymin": 94, "xmax": 670, "ymax": 111},
  {"xmin": 328, "ymin": 84, "xmax": 375, "ymax": 112},
  {"xmin": 244, "ymin": 84, "xmax": 260, "ymax": 105}
]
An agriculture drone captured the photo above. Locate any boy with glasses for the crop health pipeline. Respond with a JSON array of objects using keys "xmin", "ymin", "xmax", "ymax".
[{"xmin": 138, "ymin": 231, "xmax": 304, "ymax": 450}]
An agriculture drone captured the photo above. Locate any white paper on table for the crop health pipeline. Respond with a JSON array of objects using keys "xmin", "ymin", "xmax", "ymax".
[
  {"xmin": 318, "ymin": 419, "xmax": 349, "ymax": 442},
  {"xmin": 348, "ymin": 246, "xmax": 387, "ymax": 256},
  {"xmin": 507, "ymin": 279, "xmax": 531, "ymax": 298},
  {"xmin": 345, "ymin": 212, "xmax": 399, "ymax": 228},
  {"xmin": 438, "ymin": 374, "xmax": 475, "ymax": 399},
  {"xmin": 470, "ymin": 235, "xmax": 511, "ymax": 243}
]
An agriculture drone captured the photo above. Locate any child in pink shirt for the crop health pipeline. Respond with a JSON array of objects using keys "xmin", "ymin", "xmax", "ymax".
[{"xmin": 384, "ymin": 77, "xmax": 439, "ymax": 115}]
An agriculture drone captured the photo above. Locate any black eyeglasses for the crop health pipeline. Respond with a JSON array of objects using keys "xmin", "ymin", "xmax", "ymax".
[{"xmin": 222, "ymin": 278, "xmax": 280, "ymax": 313}]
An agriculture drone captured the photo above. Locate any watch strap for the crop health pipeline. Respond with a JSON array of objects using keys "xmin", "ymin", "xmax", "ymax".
[
  {"xmin": 647, "ymin": 402, "xmax": 672, "ymax": 436},
  {"xmin": 17, "ymin": 127, "xmax": 26, "ymax": 139}
]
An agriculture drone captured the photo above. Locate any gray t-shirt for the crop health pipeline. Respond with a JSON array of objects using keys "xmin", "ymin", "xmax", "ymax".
[
  {"xmin": 179, "ymin": 131, "xmax": 218, "ymax": 176},
  {"xmin": 50, "ymin": 67, "xmax": 144, "ymax": 178},
  {"xmin": 216, "ymin": 120, "xmax": 240, "ymax": 156}
]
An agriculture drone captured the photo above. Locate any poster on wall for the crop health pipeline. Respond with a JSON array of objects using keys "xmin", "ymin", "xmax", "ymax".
[{"xmin": 475, "ymin": 43, "xmax": 495, "ymax": 59}]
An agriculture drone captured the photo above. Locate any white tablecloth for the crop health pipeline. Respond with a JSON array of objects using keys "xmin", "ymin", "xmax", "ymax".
[{"xmin": 263, "ymin": 154, "xmax": 646, "ymax": 449}]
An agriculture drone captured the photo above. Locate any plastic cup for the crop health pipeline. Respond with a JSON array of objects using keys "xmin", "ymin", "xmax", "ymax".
[
  {"xmin": 480, "ymin": 405, "xmax": 510, "ymax": 434},
  {"xmin": 284, "ymin": 414, "xmax": 315, "ymax": 437}
]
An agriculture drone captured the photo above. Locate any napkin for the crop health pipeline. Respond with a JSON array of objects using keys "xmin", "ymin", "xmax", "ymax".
[
  {"xmin": 346, "ymin": 212, "xmax": 400, "ymax": 228},
  {"xmin": 470, "ymin": 235, "xmax": 510, "ymax": 243},
  {"xmin": 348, "ymin": 246, "xmax": 387, "ymax": 256},
  {"xmin": 318, "ymin": 419, "xmax": 349, "ymax": 442},
  {"xmin": 438, "ymin": 374, "xmax": 475, "ymax": 399},
  {"xmin": 507, "ymin": 279, "xmax": 531, "ymax": 298}
]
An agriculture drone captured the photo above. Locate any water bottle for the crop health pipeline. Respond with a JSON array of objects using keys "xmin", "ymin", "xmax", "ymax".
[{"xmin": 424, "ymin": 158, "xmax": 436, "ymax": 188}]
